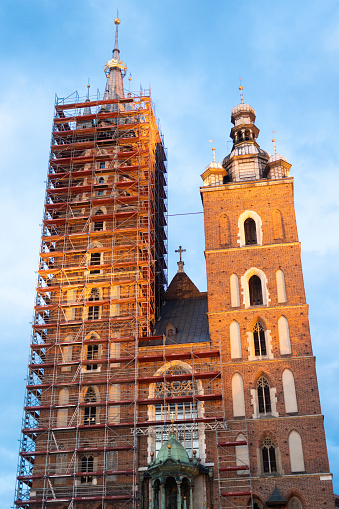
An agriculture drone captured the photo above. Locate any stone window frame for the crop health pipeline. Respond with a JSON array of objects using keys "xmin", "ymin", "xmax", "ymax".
[{"xmin": 238, "ymin": 210, "xmax": 263, "ymax": 248}]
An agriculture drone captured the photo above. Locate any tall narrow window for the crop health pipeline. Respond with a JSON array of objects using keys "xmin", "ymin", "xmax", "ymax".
[
  {"xmin": 81, "ymin": 455, "xmax": 94, "ymax": 483},
  {"xmin": 276, "ymin": 269, "xmax": 287, "ymax": 303},
  {"xmin": 84, "ymin": 388, "xmax": 97, "ymax": 425},
  {"xmin": 230, "ymin": 320, "xmax": 242, "ymax": 359},
  {"xmin": 257, "ymin": 376, "xmax": 271, "ymax": 414},
  {"xmin": 90, "ymin": 252, "xmax": 101, "ymax": 274},
  {"xmin": 262, "ymin": 437, "xmax": 277, "ymax": 473},
  {"xmin": 272, "ymin": 209, "xmax": 284, "ymax": 240},
  {"xmin": 86, "ymin": 344, "xmax": 99, "ymax": 371},
  {"xmin": 93, "ymin": 210, "xmax": 104, "ymax": 231},
  {"xmin": 230, "ymin": 273, "xmax": 240, "ymax": 307},
  {"xmin": 288, "ymin": 431, "xmax": 305, "ymax": 472},
  {"xmin": 253, "ymin": 322, "xmax": 267, "ymax": 356},
  {"xmin": 249, "ymin": 275, "xmax": 263, "ymax": 305},
  {"xmin": 88, "ymin": 288, "xmax": 100, "ymax": 320},
  {"xmin": 244, "ymin": 218, "xmax": 257, "ymax": 245},
  {"xmin": 278, "ymin": 316, "xmax": 291, "ymax": 355},
  {"xmin": 232, "ymin": 373, "xmax": 245, "ymax": 417}
]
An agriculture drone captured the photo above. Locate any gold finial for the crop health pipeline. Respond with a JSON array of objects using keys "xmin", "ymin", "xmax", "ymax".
[
  {"xmin": 170, "ymin": 412, "xmax": 175, "ymax": 433},
  {"xmin": 239, "ymin": 77, "xmax": 244, "ymax": 104},
  {"xmin": 128, "ymin": 73, "xmax": 132, "ymax": 95},
  {"xmin": 208, "ymin": 140, "xmax": 216, "ymax": 162},
  {"xmin": 115, "ymin": 9, "xmax": 120, "ymax": 25},
  {"xmin": 86, "ymin": 79, "xmax": 90, "ymax": 100},
  {"xmin": 272, "ymin": 130, "xmax": 277, "ymax": 154}
]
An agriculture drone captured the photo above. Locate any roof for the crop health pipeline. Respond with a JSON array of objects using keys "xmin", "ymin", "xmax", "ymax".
[
  {"xmin": 165, "ymin": 271, "xmax": 202, "ymax": 300},
  {"xmin": 155, "ymin": 434, "xmax": 190, "ymax": 465},
  {"xmin": 151, "ymin": 271, "xmax": 209, "ymax": 345},
  {"xmin": 266, "ymin": 486, "xmax": 287, "ymax": 506}
]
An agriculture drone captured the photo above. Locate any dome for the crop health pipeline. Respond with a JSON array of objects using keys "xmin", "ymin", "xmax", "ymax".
[
  {"xmin": 223, "ymin": 144, "xmax": 269, "ymax": 166},
  {"xmin": 268, "ymin": 153, "xmax": 288, "ymax": 164},
  {"xmin": 231, "ymin": 103, "xmax": 255, "ymax": 117},
  {"xmin": 231, "ymin": 103, "xmax": 256, "ymax": 126},
  {"xmin": 155, "ymin": 434, "xmax": 190, "ymax": 465}
]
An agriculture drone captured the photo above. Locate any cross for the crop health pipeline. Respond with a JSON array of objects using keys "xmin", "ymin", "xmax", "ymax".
[{"xmin": 175, "ymin": 245, "xmax": 186, "ymax": 262}]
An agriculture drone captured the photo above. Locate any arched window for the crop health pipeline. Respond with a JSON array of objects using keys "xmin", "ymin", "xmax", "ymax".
[
  {"xmin": 84, "ymin": 387, "xmax": 97, "ymax": 425},
  {"xmin": 230, "ymin": 273, "xmax": 240, "ymax": 307},
  {"xmin": 283, "ymin": 369, "xmax": 298, "ymax": 414},
  {"xmin": 230, "ymin": 320, "xmax": 242, "ymax": 359},
  {"xmin": 262, "ymin": 437, "xmax": 277, "ymax": 473},
  {"xmin": 244, "ymin": 218, "xmax": 257, "ymax": 245},
  {"xmin": 232, "ymin": 373, "xmax": 245, "ymax": 417},
  {"xmin": 278, "ymin": 316, "xmax": 291, "ymax": 355},
  {"xmin": 288, "ymin": 431, "xmax": 305, "ymax": 473},
  {"xmin": 81, "ymin": 455, "xmax": 94, "ymax": 483},
  {"xmin": 257, "ymin": 376, "xmax": 271, "ymax": 414},
  {"xmin": 288, "ymin": 496, "xmax": 303, "ymax": 509},
  {"xmin": 57, "ymin": 388, "xmax": 69, "ymax": 427},
  {"xmin": 86, "ymin": 344, "xmax": 99, "ymax": 371},
  {"xmin": 93, "ymin": 209, "xmax": 104, "ymax": 231},
  {"xmin": 151, "ymin": 363, "xmax": 201, "ymax": 458},
  {"xmin": 253, "ymin": 321, "xmax": 267, "ymax": 356},
  {"xmin": 276, "ymin": 269, "xmax": 287, "ymax": 303},
  {"xmin": 90, "ymin": 252, "xmax": 101, "ymax": 274},
  {"xmin": 88, "ymin": 288, "xmax": 100, "ymax": 320},
  {"xmin": 249, "ymin": 275, "xmax": 263, "ymax": 305}
]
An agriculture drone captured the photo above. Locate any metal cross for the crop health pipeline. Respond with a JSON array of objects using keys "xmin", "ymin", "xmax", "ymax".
[{"xmin": 175, "ymin": 245, "xmax": 186, "ymax": 262}]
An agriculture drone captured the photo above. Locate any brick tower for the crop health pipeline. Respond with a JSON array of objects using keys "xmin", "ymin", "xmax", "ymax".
[{"xmin": 200, "ymin": 89, "xmax": 335, "ymax": 508}]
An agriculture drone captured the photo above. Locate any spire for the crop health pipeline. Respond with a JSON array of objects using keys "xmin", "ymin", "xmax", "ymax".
[
  {"xmin": 104, "ymin": 15, "xmax": 127, "ymax": 100},
  {"xmin": 175, "ymin": 245, "xmax": 186, "ymax": 273}
]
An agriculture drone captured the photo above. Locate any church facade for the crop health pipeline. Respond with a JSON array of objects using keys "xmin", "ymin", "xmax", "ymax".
[{"xmin": 14, "ymin": 18, "xmax": 335, "ymax": 509}]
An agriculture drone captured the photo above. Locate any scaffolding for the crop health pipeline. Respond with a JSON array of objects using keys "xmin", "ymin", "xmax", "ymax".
[{"xmin": 14, "ymin": 89, "xmax": 253, "ymax": 509}]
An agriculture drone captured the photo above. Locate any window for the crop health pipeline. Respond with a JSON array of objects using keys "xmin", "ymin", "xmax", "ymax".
[
  {"xmin": 230, "ymin": 273, "xmax": 240, "ymax": 307},
  {"xmin": 262, "ymin": 437, "xmax": 277, "ymax": 473},
  {"xmin": 288, "ymin": 497, "xmax": 302, "ymax": 509},
  {"xmin": 152, "ymin": 364, "xmax": 200, "ymax": 458},
  {"xmin": 278, "ymin": 316, "xmax": 291, "ymax": 355},
  {"xmin": 276, "ymin": 269, "xmax": 287, "ymax": 303},
  {"xmin": 88, "ymin": 288, "xmax": 100, "ymax": 320},
  {"xmin": 93, "ymin": 210, "xmax": 104, "ymax": 231},
  {"xmin": 230, "ymin": 320, "xmax": 242, "ymax": 359},
  {"xmin": 90, "ymin": 252, "xmax": 101, "ymax": 274},
  {"xmin": 81, "ymin": 455, "xmax": 94, "ymax": 483},
  {"xmin": 84, "ymin": 388, "xmax": 97, "ymax": 425},
  {"xmin": 249, "ymin": 275, "xmax": 263, "ymax": 305},
  {"xmin": 97, "ymin": 177, "xmax": 105, "ymax": 196},
  {"xmin": 86, "ymin": 344, "xmax": 99, "ymax": 370},
  {"xmin": 283, "ymin": 369, "xmax": 298, "ymax": 414},
  {"xmin": 257, "ymin": 376, "xmax": 271, "ymax": 414},
  {"xmin": 253, "ymin": 322, "xmax": 267, "ymax": 356},
  {"xmin": 232, "ymin": 373, "xmax": 245, "ymax": 417},
  {"xmin": 219, "ymin": 214, "xmax": 230, "ymax": 246},
  {"xmin": 288, "ymin": 431, "xmax": 305, "ymax": 472},
  {"xmin": 244, "ymin": 218, "xmax": 257, "ymax": 245},
  {"xmin": 99, "ymin": 162, "xmax": 105, "ymax": 169}
]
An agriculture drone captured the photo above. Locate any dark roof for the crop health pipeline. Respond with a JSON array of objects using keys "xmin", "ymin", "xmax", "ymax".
[
  {"xmin": 165, "ymin": 271, "xmax": 202, "ymax": 300},
  {"xmin": 266, "ymin": 486, "xmax": 287, "ymax": 506},
  {"xmin": 153, "ymin": 295, "xmax": 209, "ymax": 345}
]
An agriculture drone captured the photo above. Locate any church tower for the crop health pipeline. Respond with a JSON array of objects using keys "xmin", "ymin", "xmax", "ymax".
[
  {"xmin": 200, "ymin": 88, "xmax": 335, "ymax": 508},
  {"xmin": 14, "ymin": 18, "xmax": 168, "ymax": 508}
]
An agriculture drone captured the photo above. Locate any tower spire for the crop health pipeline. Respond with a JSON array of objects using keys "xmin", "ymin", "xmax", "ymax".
[{"xmin": 104, "ymin": 15, "xmax": 127, "ymax": 100}]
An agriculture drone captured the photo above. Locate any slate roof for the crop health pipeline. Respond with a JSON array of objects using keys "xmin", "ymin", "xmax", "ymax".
[{"xmin": 151, "ymin": 271, "xmax": 209, "ymax": 345}]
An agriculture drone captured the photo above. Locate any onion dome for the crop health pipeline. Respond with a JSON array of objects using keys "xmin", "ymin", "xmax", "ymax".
[{"xmin": 154, "ymin": 434, "xmax": 191, "ymax": 465}]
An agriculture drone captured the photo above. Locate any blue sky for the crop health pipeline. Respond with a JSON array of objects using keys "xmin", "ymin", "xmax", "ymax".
[{"xmin": 1, "ymin": 0, "xmax": 339, "ymax": 506}]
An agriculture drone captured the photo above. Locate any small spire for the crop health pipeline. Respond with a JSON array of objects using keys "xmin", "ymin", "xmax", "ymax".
[
  {"xmin": 175, "ymin": 245, "xmax": 186, "ymax": 273},
  {"xmin": 239, "ymin": 77, "xmax": 244, "ymax": 104},
  {"xmin": 86, "ymin": 80, "xmax": 90, "ymax": 101},
  {"xmin": 209, "ymin": 140, "xmax": 215, "ymax": 162},
  {"xmin": 272, "ymin": 130, "xmax": 277, "ymax": 154},
  {"xmin": 128, "ymin": 73, "xmax": 132, "ymax": 96},
  {"xmin": 113, "ymin": 12, "xmax": 120, "ymax": 59}
]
